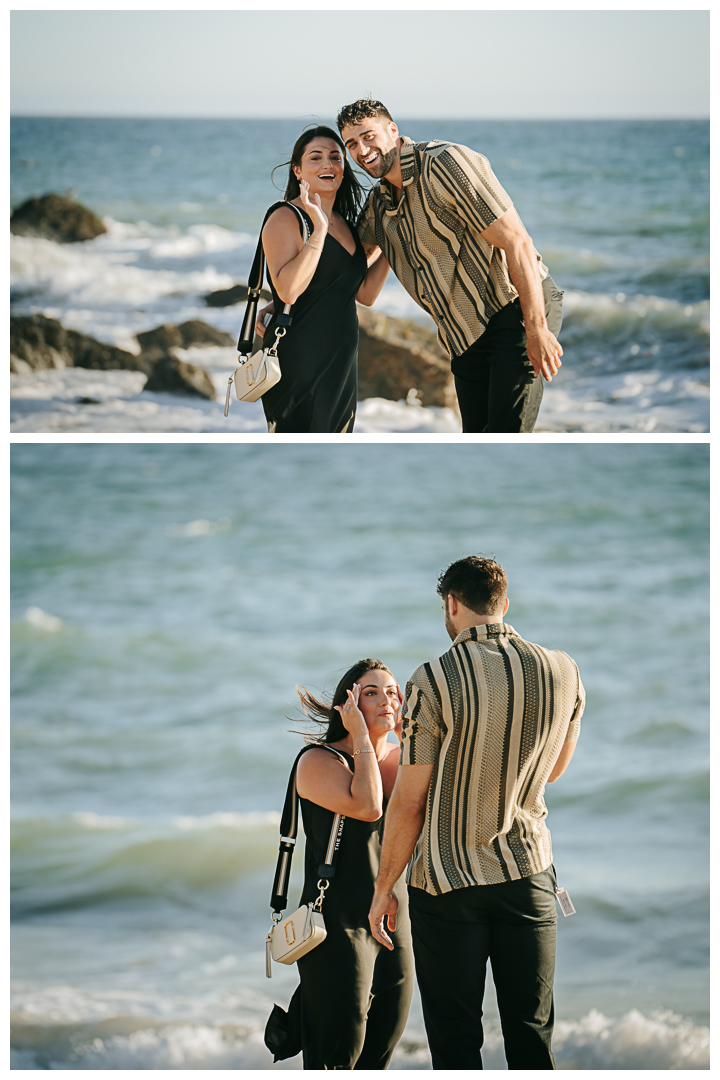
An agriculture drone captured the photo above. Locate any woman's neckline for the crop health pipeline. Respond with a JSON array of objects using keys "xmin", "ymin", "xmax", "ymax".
[{"xmin": 289, "ymin": 201, "xmax": 358, "ymax": 258}]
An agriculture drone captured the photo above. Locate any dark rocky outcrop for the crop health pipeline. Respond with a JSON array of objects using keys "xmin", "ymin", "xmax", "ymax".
[
  {"xmin": 11, "ymin": 315, "xmax": 216, "ymax": 399},
  {"xmin": 136, "ymin": 320, "xmax": 233, "ymax": 353},
  {"xmin": 10, "ymin": 194, "xmax": 107, "ymax": 243},
  {"xmin": 143, "ymin": 354, "xmax": 215, "ymax": 400},
  {"xmin": 10, "ymin": 314, "xmax": 144, "ymax": 373},
  {"xmin": 357, "ymin": 308, "xmax": 457, "ymax": 411},
  {"xmin": 204, "ymin": 283, "xmax": 272, "ymax": 307},
  {"xmin": 11, "ymin": 307, "xmax": 457, "ymax": 412}
]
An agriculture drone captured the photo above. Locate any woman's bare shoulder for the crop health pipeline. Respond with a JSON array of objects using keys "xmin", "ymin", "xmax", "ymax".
[
  {"xmin": 262, "ymin": 203, "xmax": 302, "ymax": 236},
  {"xmin": 296, "ymin": 744, "xmax": 350, "ymax": 775}
]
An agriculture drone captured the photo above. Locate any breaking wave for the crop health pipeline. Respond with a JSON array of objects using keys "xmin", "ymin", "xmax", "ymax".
[{"xmin": 9, "ymin": 1004, "xmax": 710, "ymax": 1070}]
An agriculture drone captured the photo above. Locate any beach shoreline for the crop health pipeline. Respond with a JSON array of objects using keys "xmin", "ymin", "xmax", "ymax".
[{"xmin": 10, "ymin": 116, "xmax": 709, "ymax": 434}]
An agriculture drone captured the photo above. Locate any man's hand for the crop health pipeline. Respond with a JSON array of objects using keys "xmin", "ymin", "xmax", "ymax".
[
  {"xmin": 526, "ymin": 325, "xmax": 563, "ymax": 381},
  {"xmin": 481, "ymin": 207, "xmax": 564, "ymax": 382},
  {"xmin": 369, "ymin": 887, "xmax": 399, "ymax": 950}
]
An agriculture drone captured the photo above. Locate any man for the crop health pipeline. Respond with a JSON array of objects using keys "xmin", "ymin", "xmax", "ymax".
[
  {"xmin": 368, "ymin": 556, "xmax": 584, "ymax": 1070},
  {"xmin": 338, "ymin": 100, "xmax": 565, "ymax": 433}
]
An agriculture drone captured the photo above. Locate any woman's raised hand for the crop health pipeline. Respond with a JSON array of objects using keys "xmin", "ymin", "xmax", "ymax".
[
  {"xmin": 334, "ymin": 683, "xmax": 370, "ymax": 743},
  {"xmin": 299, "ymin": 179, "xmax": 329, "ymax": 238}
]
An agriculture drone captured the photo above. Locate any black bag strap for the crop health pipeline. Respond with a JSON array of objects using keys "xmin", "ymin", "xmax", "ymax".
[
  {"xmin": 237, "ymin": 201, "xmax": 310, "ymax": 356},
  {"xmin": 270, "ymin": 743, "xmax": 347, "ymax": 914}
]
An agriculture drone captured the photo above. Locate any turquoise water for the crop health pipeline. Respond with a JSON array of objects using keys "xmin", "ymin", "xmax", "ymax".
[
  {"xmin": 10, "ymin": 443, "xmax": 709, "ymax": 1068},
  {"xmin": 10, "ymin": 118, "xmax": 710, "ymax": 431}
]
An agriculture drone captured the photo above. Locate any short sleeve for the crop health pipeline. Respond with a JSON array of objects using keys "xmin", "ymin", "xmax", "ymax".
[
  {"xmin": 427, "ymin": 143, "xmax": 513, "ymax": 231},
  {"xmin": 565, "ymin": 670, "xmax": 585, "ymax": 743},
  {"xmin": 399, "ymin": 678, "xmax": 442, "ymax": 765}
]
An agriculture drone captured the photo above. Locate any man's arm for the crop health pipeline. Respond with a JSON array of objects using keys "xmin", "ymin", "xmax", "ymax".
[
  {"xmin": 480, "ymin": 206, "xmax": 563, "ymax": 382},
  {"xmin": 547, "ymin": 739, "xmax": 577, "ymax": 782},
  {"xmin": 368, "ymin": 762, "xmax": 434, "ymax": 949},
  {"xmin": 426, "ymin": 147, "xmax": 562, "ymax": 382}
]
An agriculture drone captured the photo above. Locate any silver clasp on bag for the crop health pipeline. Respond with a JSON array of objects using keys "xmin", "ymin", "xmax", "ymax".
[
  {"xmin": 267, "ymin": 326, "xmax": 286, "ymax": 358},
  {"xmin": 314, "ymin": 878, "xmax": 330, "ymax": 912}
]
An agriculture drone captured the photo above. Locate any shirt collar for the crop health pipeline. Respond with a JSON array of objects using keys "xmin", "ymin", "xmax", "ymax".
[
  {"xmin": 378, "ymin": 135, "xmax": 416, "ymax": 201},
  {"xmin": 452, "ymin": 623, "xmax": 517, "ymax": 647}
]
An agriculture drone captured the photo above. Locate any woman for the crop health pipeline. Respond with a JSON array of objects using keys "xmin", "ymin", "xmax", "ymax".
[
  {"xmin": 256, "ymin": 126, "xmax": 389, "ymax": 433},
  {"xmin": 265, "ymin": 659, "xmax": 413, "ymax": 1070}
]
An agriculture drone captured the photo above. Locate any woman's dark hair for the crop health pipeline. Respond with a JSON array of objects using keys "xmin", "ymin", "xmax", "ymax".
[
  {"xmin": 296, "ymin": 658, "xmax": 393, "ymax": 744},
  {"xmin": 273, "ymin": 125, "xmax": 367, "ymax": 225}
]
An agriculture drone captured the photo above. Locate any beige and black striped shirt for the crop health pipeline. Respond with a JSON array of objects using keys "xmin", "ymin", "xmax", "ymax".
[
  {"xmin": 399, "ymin": 622, "xmax": 584, "ymax": 894},
  {"xmin": 357, "ymin": 137, "xmax": 548, "ymax": 358}
]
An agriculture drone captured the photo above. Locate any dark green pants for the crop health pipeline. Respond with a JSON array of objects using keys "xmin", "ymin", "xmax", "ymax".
[
  {"xmin": 408, "ymin": 868, "xmax": 558, "ymax": 1070},
  {"xmin": 450, "ymin": 275, "xmax": 564, "ymax": 433}
]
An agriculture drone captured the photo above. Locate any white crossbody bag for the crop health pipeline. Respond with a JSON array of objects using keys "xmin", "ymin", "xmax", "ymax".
[
  {"xmin": 225, "ymin": 202, "xmax": 309, "ymax": 414},
  {"xmin": 266, "ymin": 745, "xmax": 346, "ymax": 977}
]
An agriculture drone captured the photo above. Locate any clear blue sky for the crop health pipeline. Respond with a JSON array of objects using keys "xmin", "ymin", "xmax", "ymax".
[{"xmin": 11, "ymin": 9, "xmax": 709, "ymax": 119}]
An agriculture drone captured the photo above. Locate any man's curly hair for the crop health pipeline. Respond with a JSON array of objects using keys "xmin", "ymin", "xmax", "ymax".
[
  {"xmin": 336, "ymin": 99, "xmax": 395, "ymax": 135},
  {"xmin": 437, "ymin": 556, "xmax": 508, "ymax": 616}
]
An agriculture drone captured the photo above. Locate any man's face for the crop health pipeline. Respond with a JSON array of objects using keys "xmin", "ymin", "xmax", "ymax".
[{"xmin": 341, "ymin": 116, "xmax": 400, "ymax": 179}]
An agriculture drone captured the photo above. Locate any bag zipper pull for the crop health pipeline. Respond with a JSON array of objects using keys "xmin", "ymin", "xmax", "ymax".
[
  {"xmin": 224, "ymin": 374, "xmax": 234, "ymax": 417},
  {"xmin": 303, "ymin": 905, "xmax": 313, "ymax": 941},
  {"xmin": 265, "ymin": 931, "xmax": 273, "ymax": 978}
]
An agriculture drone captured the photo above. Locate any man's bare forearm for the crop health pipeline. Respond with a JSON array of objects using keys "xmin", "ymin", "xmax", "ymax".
[
  {"xmin": 375, "ymin": 799, "xmax": 425, "ymax": 892},
  {"xmin": 504, "ymin": 238, "xmax": 563, "ymax": 380},
  {"xmin": 504, "ymin": 238, "xmax": 547, "ymax": 335}
]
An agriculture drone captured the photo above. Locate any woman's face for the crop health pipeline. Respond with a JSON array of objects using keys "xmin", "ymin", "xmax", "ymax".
[
  {"xmin": 354, "ymin": 669, "xmax": 400, "ymax": 735},
  {"xmin": 293, "ymin": 137, "xmax": 345, "ymax": 196}
]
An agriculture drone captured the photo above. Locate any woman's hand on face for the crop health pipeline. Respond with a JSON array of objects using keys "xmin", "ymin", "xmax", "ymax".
[
  {"xmin": 334, "ymin": 683, "xmax": 369, "ymax": 743},
  {"xmin": 299, "ymin": 179, "xmax": 329, "ymax": 238}
]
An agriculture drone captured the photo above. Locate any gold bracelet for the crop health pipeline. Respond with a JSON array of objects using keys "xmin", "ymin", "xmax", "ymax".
[
  {"xmin": 353, "ymin": 748, "xmax": 375, "ymax": 756},
  {"xmin": 305, "ymin": 239, "xmax": 324, "ymax": 251}
]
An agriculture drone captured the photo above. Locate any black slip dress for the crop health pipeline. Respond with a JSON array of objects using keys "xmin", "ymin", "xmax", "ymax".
[
  {"xmin": 265, "ymin": 746, "xmax": 414, "ymax": 1070},
  {"xmin": 261, "ymin": 203, "xmax": 367, "ymax": 434}
]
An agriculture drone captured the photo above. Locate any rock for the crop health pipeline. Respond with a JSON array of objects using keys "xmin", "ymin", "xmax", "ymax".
[
  {"xmin": 356, "ymin": 307, "xmax": 457, "ymax": 411},
  {"xmin": 176, "ymin": 319, "xmax": 234, "ymax": 348},
  {"xmin": 136, "ymin": 320, "xmax": 234, "ymax": 353},
  {"xmin": 10, "ymin": 194, "xmax": 107, "ymax": 243},
  {"xmin": 204, "ymin": 283, "xmax": 272, "ymax": 307},
  {"xmin": 143, "ymin": 354, "xmax": 216, "ymax": 399},
  {"xmin": 10, "ymin": 314, "xmax": 144, "ymax": 372}
]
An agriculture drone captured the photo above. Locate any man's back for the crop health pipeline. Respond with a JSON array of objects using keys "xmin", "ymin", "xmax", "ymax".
[{"xmin": 400, "ymin": 622, "xmax": 584, "ymax": 894}]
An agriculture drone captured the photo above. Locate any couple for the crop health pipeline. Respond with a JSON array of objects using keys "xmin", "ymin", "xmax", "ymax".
[
  {"xmin": 265, "ymin": 556, "xmax": 585, "ymax": 1070},
  {"xmin": 254, "ymin": 99, "xmax": 565, "ymax": 434}
]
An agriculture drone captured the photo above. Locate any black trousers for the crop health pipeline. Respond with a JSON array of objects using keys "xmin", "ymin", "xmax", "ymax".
[
  {"xmin": 450, "ymin": 275, "xmax": 564, "ymax": 433},
  {"xmin": 408, "ymin": 868, "xmax": 558, "ymax": 1071}
]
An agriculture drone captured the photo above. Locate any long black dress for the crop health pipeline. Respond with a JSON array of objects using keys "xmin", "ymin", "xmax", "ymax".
[
  {"xmin": 261, "ymin": 203, "xmax": 367, "ymax": 434},
  {"xmin": 265, "ymin": 747, "xmax": 414, "ymax": 1070}
]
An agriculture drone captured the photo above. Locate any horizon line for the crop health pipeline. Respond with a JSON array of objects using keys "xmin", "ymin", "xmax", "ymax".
[{"xmin": 10, "ymin": 112, "xmax": 710, "ymax": 123}]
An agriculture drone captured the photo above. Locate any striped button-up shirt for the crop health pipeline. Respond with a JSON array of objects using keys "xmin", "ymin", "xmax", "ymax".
[
  {"xmin": 399, "ymin": 623, "xmax": 584, "ymax": 894},
  {"xmin": 357, "ymin": 137, "xmax": 548, "ymax": 358}
]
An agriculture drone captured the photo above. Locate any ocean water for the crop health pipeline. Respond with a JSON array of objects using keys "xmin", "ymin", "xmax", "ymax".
[
  {"xmin": 10, "ymin": 117, "xmax": 709, "ymax": 433},
  {"xmin": 10, "ymin": 443, "xmax": 709, "ymax": 1069}
]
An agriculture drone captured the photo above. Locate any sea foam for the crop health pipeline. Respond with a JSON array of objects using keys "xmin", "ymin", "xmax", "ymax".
[{"xmin": 9, "ymin": 1005, "xmax": 710, "ymax": 1070}]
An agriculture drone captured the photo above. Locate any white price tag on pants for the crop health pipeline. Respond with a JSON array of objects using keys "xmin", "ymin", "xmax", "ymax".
[{"xmin": 556, "ymin": 886, "xmax": 576, "ymax": 916}]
